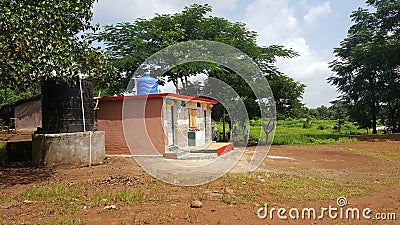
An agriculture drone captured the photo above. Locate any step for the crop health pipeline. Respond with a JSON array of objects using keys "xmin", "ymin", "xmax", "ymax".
[
  {"xmin": 177, "ymin": 152, "xmax": 217, "ymax": 160},
  {"xmin": 189, "ymin": 149, "xmax": 217, "ymax": 154},
  {"xmin": 163, "ymin": 150, "xmax": 190, "ymax": 159}
]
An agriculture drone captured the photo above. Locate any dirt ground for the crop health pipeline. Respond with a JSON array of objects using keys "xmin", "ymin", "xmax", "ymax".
[{"xmin": 0, "ymin": 139, "xmax": 399, "ymax": 225}]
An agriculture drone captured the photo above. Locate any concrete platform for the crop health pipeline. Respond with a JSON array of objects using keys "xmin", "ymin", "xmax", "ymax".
[{"xmin": 32, "ymin": 131, "xmax": 105, "ymax": 168}]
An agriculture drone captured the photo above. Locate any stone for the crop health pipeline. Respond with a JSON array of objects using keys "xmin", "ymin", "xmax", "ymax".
[
  {"xmin": 104, "ymin": 205, "xmax": 116, "ymax": 210},
  {"xmin": 0, "ymin": 201, "xmax": 16, "ymax": 209},
  {"xmin": 190, "ymin": 200, "xmax": 203, "ymax": 208}
]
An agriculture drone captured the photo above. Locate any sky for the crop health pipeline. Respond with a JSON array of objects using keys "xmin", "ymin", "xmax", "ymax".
[{"xmin": 92, "ymin": 0, "xmax": 369, "ymax": 108}]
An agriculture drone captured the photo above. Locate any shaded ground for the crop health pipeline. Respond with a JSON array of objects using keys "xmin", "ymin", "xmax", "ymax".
[{"xmin": 0, "ymin": 141, "xmax": 399, "ymax": 224}]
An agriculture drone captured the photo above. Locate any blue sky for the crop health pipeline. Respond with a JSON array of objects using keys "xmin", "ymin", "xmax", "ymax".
[{"xmin": 92, "ymin": 0, "xmax": 368, "ymax": 108}]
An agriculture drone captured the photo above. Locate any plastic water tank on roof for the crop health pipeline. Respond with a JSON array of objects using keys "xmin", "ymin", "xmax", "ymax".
[{"xmin": 136, "ymin": 76, "xmax": 159, "ymax": 95}]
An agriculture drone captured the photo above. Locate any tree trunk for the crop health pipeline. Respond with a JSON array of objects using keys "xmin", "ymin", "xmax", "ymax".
[
  {"xmin": 222, "ymin": 111, "xmax": 226, "ymax": 141},
  {"xmin": 4, "ymin": 86, "xmax": 7, "ymax": 103},
  {"xmin": 173, "ymin": 79, "xmax": 179, "ymax": 94},
  {"xmin": 371, "ymin": 98, "xmax": 378, "ymax": 134},
  {"xmin": 388, "ymin": 102, "xmax": 399, "ymax": 133},
  {"xmin": 372, "ymin": 114, "xmax": 377, "ymax": 134}
]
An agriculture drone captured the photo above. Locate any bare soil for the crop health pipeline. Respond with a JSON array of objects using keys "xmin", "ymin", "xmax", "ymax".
[{"xmin": 0, "ymin": 138, "xmax": 399, "ymax": 225}]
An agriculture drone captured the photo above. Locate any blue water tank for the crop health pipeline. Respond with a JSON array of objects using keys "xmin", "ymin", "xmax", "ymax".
[{"xmin": 137, "ymin": 76, "xmax": 158, "ymax": 95}]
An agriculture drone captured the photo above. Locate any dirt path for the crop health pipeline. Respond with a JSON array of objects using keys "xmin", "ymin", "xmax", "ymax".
[{"xmin": 1, "ymin": 141, "xmax": 399, "ymax": 224}]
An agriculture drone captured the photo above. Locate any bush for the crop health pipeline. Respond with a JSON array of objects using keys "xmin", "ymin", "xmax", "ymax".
[{"xmin": 302, "ymin": 117, "xmax": 313, "ymax": 129}]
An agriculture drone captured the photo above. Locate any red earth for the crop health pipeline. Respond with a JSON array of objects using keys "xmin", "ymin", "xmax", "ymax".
[{"xmin": 0, "ymin": 138, "xmax": 399, "ymax": 225}]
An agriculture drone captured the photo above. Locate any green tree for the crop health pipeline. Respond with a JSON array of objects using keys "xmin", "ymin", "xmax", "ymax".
[
  {"xmin": 92, "ymin": 4, "xmax": 304, "ymax": 120},
  {"xmin": 0, "ymin": 86, "xmax": 40, "ymax": 106},
  {"xmin": 268, "ymin": 75, "xmax": 306, "ymax": 119},
  {"xmin": 328, "ymin": 0, "xmax": 400, "ymax": 134},
  {"xmin": 0, "ymin": 0, "xmax": 115, "ymax": 101}
]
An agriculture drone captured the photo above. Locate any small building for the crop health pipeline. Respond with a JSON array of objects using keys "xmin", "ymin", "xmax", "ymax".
[
  {"xmin": 96, "ymin": 93, "xmax": 217, "ymax": 156},
  {"xmin": 0, "ymin": 95, "xmax": 42, "ymax": 132}
]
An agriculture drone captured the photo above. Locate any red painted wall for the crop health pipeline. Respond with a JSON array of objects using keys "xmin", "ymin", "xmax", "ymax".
[{"xmin": 97, "ymin": 98, "xmax": 165, "ymax": 155}]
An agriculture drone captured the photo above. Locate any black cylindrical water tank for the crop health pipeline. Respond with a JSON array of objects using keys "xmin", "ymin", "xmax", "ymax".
[{"xmin": 40, "ymin": 77, "xmax": 94, "ymax": 133}]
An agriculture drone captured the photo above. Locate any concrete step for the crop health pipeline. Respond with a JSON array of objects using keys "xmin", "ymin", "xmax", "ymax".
[
  {"xmin": 177, "ymin": 152, "xmax": 217, "ymax": 160},
  {"xmin": 164, "ymin": 150, "xmax": 190, "ymax": 159},
  {"xmin": 189, "ymin": 149, "xmax": 217, "ymax": 154}
]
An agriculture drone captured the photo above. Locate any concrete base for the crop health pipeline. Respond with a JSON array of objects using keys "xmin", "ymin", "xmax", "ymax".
[{"xmin": 32, "ymin": 131, "xmax": 105, "ymax": 168}]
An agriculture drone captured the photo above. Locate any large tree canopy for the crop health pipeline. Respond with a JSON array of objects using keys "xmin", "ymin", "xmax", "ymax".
[
  {"xmin": 0, "ymin": 0, "xmax": 115, "ymax": 102},
  {"xmin": 329, "ymin": 0, "xmax": 400, "ymax": 133},
  {"xmin": 92, "ymin": 4, "xmax": 305, "ymax": 119}
]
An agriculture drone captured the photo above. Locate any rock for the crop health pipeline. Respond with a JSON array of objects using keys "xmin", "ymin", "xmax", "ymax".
[
  {"xmin": 104, "ymin": 205, "xmax": 116, "ymax": 210},
  {"xmin": 224, "ymin": 187, "xmax": 235, "ymax": 195},
  {"xmin": 190, "ymin": 200, "xmax": 203, "ymax": 208},
  {"xmin": 0, "ymin": 201, "xmax": 16, "ymax": 209},
  {"xmin": 257, "ymin": 175, "xmax": 266, "ymax": 183}
]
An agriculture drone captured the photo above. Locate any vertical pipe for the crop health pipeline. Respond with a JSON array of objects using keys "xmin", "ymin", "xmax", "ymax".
[
  {"xmin": 79, "ymin": 76, "xmax": 86, "ymax": 132},
  {"xmin": 89, "ymin": 131, "xmax": 92, "ymax": 167},
  {"xmin": 79, "ymin": 76, "xmax": 91, "ymax": 166}
]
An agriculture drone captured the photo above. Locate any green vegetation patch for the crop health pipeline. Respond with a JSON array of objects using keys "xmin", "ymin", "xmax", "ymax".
[
  {"xmin": 21, "ymin": 184, "xmax": 81, "ymax": 216},
  {"xmin": 264, "ymin": 173, "xmax": 372, "ymax": 202},
  {"xmin": 0, "ymin": 194, "xmax": 9, "ymax": 204},
  {"xmin": 21, "ymin": 184, "xmax": 81, "ymax": 204},
  {"xmin": 214, "ymin": 119, "xmax": 364, "ymax": 145},
  {"xmin": 347, "ymin": 146, "xmax": 400, "ymax": 162}
]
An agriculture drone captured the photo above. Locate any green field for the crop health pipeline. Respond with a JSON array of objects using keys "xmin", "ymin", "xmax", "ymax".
[{"xmin": 214, "ymin": 119, "xmax": 365, "ymax": 145}]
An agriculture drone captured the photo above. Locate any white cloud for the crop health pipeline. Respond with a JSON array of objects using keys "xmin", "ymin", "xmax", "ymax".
[
  {"xmin": 276, "ymin": 38, "xmax": 337, "ymax": 107},
  {"xmin": 92, "ymin": 0, "xmax": 236, "ymax": 25},
  {"xmin": 304, "ymin": 1, "xmax": 331, "ymax": 27},
  {"xmin": 244, "ymin": 0, "xmax": 301, "ymax": 46},
  {"xmin": 242, "ymin": 0, "xmax": 338, "ymax": 107}
]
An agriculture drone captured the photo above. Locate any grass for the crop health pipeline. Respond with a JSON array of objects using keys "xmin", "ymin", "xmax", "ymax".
[
  {"xmin": 88, "ymin": 187, "xmax": 148, "ymax": 206},
  {"xmin": 21, "ymin": 184, "xmax": 82, "ymax": 216},
  {"xmin": 383, "ymin": 177, "xmax": 400, "ymax": 186},
  {"xmin": 346, "ymin": 146, "xmax": 400, "ymax": 162},
  {"xmin": 215, "ymin": 119, "xmax": 365, "ymax": 145},
  {"xmin": 113, "ymin": 188, "xmax": 147, "ymax": 202},
  {"xmin": 220, "ymin": 195, "xmax": 232, "ymax": 204},
  {"xmin": 21, "ymin": 184, "xmax": 81, "ymax": 204},
  {"xmin": 0, "ymin": 194, "xmax": 9, "ymax": 204},
  {"xmin": 261, "ymin": 172, "xmax": 372, "ymax": 201},
  {"xmin": 217, "ymin": 171, "xmax": 372, "ymax": 204}
]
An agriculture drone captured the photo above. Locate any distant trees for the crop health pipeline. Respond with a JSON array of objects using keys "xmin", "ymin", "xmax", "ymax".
[
  {"xmin": 328, "ymin": 0, "xmax": 400, "ymax": 133},
  {"xmin": 92, "ymin": 4, "xmax": 305, "ymax": 120}
]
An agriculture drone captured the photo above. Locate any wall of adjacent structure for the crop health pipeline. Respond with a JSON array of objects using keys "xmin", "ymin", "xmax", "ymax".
[
  {"xmin": 96, "ymin": 98, "xmax": 165, "ymax": 155},
  {"xmin": 14, "ymin": 99, "xmax": 42, "ymax": 131}
]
